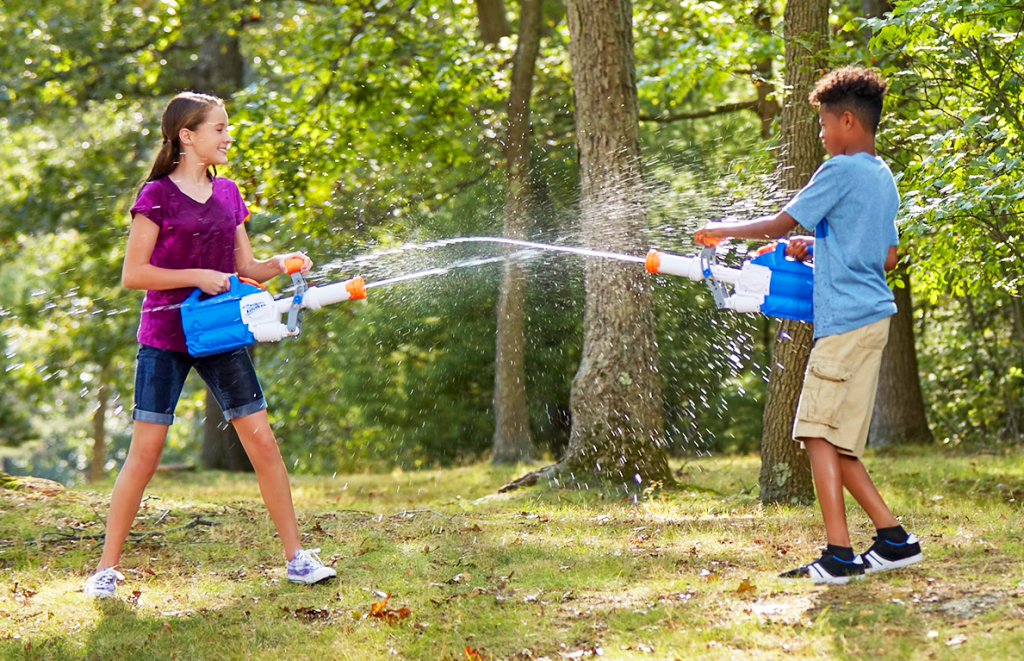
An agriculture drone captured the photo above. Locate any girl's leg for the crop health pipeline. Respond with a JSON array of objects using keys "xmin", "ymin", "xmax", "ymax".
[
  {"xmin": 837, "ymin": 454, "xmax": 899, "ymax": 529},
  {"xmin": 804, "ymin": 437, "xmax": 852, "ymax": 548},
  {"xmin": 230, "ymin": 409, "xmax": 302, "ymax": 560},
  {"xmin": 97, "ymin": 421, "xmax": 169, "ymax": 569}
]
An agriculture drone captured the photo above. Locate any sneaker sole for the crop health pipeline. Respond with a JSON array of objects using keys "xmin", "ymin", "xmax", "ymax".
[
  {"xmin": 287, "ymin": 568, "xmax": 337, "ymax": 585},
  {"xmin": 864, "ymin": 552, "xmax": 923, "ymax": 574},
  {"xmin": 83, "ymin": 590, "xmax": 116, "ymax": 598}
]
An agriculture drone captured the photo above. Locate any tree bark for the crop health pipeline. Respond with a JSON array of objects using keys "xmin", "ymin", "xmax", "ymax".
[
  {"xmin": 493, "ymin": 0, "xmax": 544, "ymax": 464},
  {"xmin": 560, "ymin": 0, "xmax": 671, "ymax": 486},
  {"xmin": 757, "ymin": 0, "xmax": 829, "ymax": 505},
  {"xmin": 753, "ymin": 3, "xmax": 781, "ymax": 139},
  {"xmin": 188, "ymin": 32, "xmax": 245, "ymax": 97},
  {"xmin": 475, "ymin": 0, "xmax": 512, "ymax": 46},
  {"xmin": 868, "ymin": 265, "xmax": 933, "ymax": 446},
  {"xmin": 201, "ymin": 387, "xmax": 254, "ymax": 471},
  {"xmin": 88, "ymin": 366, "xmax": 109, "ymax": 483}
]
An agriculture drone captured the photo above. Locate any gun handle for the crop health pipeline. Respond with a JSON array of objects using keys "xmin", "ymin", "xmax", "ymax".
[{"xmin": 285, "ymin": 258, "xmax": 304, "ymax": 275}]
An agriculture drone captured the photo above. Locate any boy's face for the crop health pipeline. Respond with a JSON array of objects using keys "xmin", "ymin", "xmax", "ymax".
[{"xmin": 817, "ymin": 106, "xmax": 850, "ymax": 156}]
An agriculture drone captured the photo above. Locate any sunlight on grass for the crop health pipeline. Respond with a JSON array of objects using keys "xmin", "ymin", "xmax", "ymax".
[{"xmin": 2, "ymin": 447, "xmax": 1023, "ymax": 660}]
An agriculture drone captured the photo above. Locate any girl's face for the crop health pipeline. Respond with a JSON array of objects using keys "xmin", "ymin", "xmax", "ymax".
[{"xmin": 181, "ymin": 105, "xmax": 233, "ymax": 166}]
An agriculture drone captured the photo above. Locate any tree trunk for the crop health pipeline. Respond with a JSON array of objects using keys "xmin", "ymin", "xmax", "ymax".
[
  {"xmin": 187, "ymin": 26, "xmax": 254, "ymax": 472},
  {"xmin": 475, "ymin": 0, "xmax": 512, "ymax": 46},
  {"xmin": 88, "ymin": 366, "xmax": 109, "ymax": 483},
  {"xmin": 493, "ymin": 0, "xmax": 544, "ymax": 464},
  {"xmin": 189, "ymin": 32, "xmax": 245, "ymax": 97},
  {"xmin": 561, "ymin": 0, "xmax": 671, "ymax": 486},
  {"xmin": 757, "ymin": 0, "xmax": 829, "ymax": 505},
  {"xmin": 752, "ymin": 3, "xmax": 781, "ymax": 139},
  {"xmin": 201, "ymin": 387, "xmax": 254, "ymax": 471},
  {"xmin": 868, "ymin": 265, "xmax": 932, "ymax": 446}
]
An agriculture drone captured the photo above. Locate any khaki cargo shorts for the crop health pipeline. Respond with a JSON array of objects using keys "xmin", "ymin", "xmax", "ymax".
[{"xmin": 792, "ymin": 316, "xmax": 891, "ymax": 458}]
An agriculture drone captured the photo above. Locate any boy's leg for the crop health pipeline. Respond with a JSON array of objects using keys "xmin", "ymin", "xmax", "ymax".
[
  {"xmin": 837, "ymin": 454, "xmax": 898, "ymax": 529},
  {"xmin": 804, "ymin": 437, "xmax": 851, "ymax": 547},
  {"xmin": 96, "ymin": 421, "xmax": 169, "ymax": 569},
  {"xmin": 230, "ymin": 409, "xmax": 302, "ymax": 561}
]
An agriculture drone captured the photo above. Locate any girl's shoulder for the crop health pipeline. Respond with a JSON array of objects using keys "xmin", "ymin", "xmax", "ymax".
[
  {"xmin": 135, "ymin": 176, "xmax": 170, "ymax": 201},
  {"xmin": 212, "ymin": 175, "xmax": 242, "ymax": 193}
]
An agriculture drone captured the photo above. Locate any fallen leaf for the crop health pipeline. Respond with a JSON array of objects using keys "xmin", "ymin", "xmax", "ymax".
[
  {"xmin": 736, "ymin": 578, "xmax": 756, "ymax": 594},
  {"xmin": 947, "ymin": 634, "xmax": 967, "ymax": 647},
  {"xmin": 368, "ymin": 594, "xmax": 412, "ymax": 625}
]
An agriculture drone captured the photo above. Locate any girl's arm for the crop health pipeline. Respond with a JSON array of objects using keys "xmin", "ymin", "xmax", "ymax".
[
  {"xmin": 233, "ymin": 223, "xmax": 313, "ymax": 284},
  {"xmin": 695, "ymin": 211, "xmax": 800, "ymax": 245},
  {"xmin": 123, "ymin": 214, "xmax": 231, "ymax": 295}
]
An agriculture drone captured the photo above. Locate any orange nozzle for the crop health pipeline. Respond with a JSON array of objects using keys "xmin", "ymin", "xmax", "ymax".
[
  {"xmin": 754, "ymin": 242, "xmax": 778, "ymax": 257},
  {"xmin": 694, "ymin": 229, "xmax": 722, "ymax": 247},
  {"xmin": 645, "ymin": 250, "xmax": 662, "ymax": 274},
  {"xmin": 345, "ymin": 277, "xmax": 367, "ymax": 300},
  {"xmin": 238, "ymin": 276, "xmax": 266, "ymax": 290},
  {"xmin": 285, "ymin": 258, "xmax": 304, "ymax": 275}
]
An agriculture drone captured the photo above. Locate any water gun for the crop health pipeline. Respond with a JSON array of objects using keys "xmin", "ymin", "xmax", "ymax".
[
  {"xmin": 645, "ymin": 239, "xmax": 813, "ymax": 322},
  {"xmin": 180, "ymin": 258, "xmax": 366, "ymax": 357}
]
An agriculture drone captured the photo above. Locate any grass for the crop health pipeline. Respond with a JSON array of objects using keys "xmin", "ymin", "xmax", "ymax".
[{"xmin": 1, "ymin": 446, "xmax": 1023, "ymax": 660}]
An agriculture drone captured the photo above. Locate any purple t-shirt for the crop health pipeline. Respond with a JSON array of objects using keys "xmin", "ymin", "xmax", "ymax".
[{"xmin": 129, "ymin": 175, "xmax": 250, "ymax": 352}]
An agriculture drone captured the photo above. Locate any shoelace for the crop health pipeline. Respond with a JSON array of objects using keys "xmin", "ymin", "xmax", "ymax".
[
  {"xmin": 294, "ymin": 548, "xmax": 325, "ymax": 568},
  {"xmin": 91, "ymin": 568, "xmax": 125, "ymax": 589}
]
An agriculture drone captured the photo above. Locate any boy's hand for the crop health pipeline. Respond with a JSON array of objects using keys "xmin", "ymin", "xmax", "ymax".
[
  {"xmin": 694, "ymin": 224, "xmax": 729, "ymax": 247},
  {"xmin": 785, "ymin": 236, "xmax": 814, "ymax": 262},
  {"xmin": 196, "ymin": 269, "xmax": 232, "ymax": 296},
  {"xmin": 270, "ymin": 251, "xmax": 314, "ymax": 275}
]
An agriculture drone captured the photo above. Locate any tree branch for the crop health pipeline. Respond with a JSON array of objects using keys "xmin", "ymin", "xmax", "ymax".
[{"xmin": 639, "ymin": 99, "xmax": 758, "ymax": 123}]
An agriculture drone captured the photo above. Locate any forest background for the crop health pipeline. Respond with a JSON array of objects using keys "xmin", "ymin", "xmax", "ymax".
[{"xmin": 1, "ymin": 0, "xmax": 1022, "ymax": 497}]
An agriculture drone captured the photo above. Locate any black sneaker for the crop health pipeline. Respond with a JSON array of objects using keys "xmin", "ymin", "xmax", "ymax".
[
  {"xmin": 860, "ymin": 532, "xmax": 923, "ymax": 574},
  {"xmin": 780, "ymin": 549, "xmax": 865, "ymax": 585}
]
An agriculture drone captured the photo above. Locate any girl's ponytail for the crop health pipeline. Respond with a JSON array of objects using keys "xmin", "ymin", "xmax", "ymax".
[{"xmin": 139, "ymin": 92, "xmax": 225, "ymax": 192}]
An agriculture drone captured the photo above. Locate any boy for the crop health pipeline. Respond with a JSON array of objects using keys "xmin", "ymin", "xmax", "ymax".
[{"xmin": 696, "ymin": 66, "xmax": 923, "ymax": 584}]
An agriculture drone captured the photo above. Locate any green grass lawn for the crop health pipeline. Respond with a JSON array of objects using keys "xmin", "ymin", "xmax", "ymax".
[{"xmin": 1, "ymin": 447, "xmax": 1023, "ymax": 660}]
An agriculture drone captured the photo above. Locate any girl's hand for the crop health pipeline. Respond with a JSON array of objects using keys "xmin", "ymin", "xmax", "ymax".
[
  {"xmin": 270, "ymin": 252, "xmax": 314, "ymax": 275},
  {"xmin": 196, "ymin": 270, "xmax": 232, "ymax": 296},
  {"xmin": 694, "ymin": 224, "xmax": 729, "ymax": 247},
  {"xmin": 785, "ymin": 236, "xmax": 814, "ymax": 261}
]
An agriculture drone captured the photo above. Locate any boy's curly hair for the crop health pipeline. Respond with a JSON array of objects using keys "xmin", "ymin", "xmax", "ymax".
[{"xmin": 808, "ymin": 66, "xmax": 888, "ymax": 133}]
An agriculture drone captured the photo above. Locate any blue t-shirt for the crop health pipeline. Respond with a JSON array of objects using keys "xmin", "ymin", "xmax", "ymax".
[{"xmin": 782, "ymin": 153, "xmax": 899, "ymax": 339}]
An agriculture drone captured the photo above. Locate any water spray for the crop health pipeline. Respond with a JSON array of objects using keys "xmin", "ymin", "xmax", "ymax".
[
  {"xmin": 645, "ymin": 239, "xmax": 813, "ymax": 323},
  {"xmin": 181, "ymin": 258, "xmax": 366, "ymax": 357}
]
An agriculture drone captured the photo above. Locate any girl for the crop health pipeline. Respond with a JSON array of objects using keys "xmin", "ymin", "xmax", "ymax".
[{"xmin": 84, "ymin": 92, "xmax": 335, "ymax": 598}]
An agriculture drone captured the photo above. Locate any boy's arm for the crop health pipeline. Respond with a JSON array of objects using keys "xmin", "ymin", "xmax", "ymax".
[
  {"xmin": 884, "ymin": 245, "xmax": 898, "ymax": 271},
  {"xmin": 695, "ymin": 211, "xmax": 800, "ymax": 246}
]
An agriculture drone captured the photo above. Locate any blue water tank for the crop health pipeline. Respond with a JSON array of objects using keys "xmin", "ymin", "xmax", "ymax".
[
  {"xmin": 180, "ymin": 276, "xmax": 264, "ymax": 357},
  {"xmin": 750, "ymin": 242, "xmax": 814, "ymax": 323}
]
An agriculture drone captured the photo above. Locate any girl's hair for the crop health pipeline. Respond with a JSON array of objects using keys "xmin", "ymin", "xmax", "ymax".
[{"xmin": 142, "ymin": 91, "xmax": 226, "ymax": 185}]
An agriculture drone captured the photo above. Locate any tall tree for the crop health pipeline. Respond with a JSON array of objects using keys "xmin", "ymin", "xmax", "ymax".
[
  {"xmin": 757, "ymin": 0, "xmax": 829, "ymax": 505},
  {"xmin": 192, "ymin": 29, "xmax": 253, "ymax": 472},
  {"xmin": 492, "ymin": 0, "xmax": 544, "ymax": 464},
  {"xmin": 860, "ymin": 0, "xmax": 931, "ymax": 448},
  {"xmin": 561, "ymin": 0, "xmax": 671, "ymax": 486},
  {"xmin": 868, "ymin": 265, "xmax": 932, "ymax": 445},
  {"xmin": 475, "ymin": 0, "xmax": 512, "ymax": 45}
]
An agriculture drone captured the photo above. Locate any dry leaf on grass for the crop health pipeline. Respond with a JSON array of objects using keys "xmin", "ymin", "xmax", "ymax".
[{"xmin": 737, "ymin": 578, "xmax": 756, "ymax": 594}]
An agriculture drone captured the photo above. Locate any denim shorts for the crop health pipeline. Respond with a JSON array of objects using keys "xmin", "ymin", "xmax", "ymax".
[{"xmin": 132, "ymin": 344, "xmax": 267, "ymax": 426}]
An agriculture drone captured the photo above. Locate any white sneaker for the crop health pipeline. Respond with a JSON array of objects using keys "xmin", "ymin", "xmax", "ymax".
[
  {"xmin": 286, "ymin": 548, "xmax": 336, "ymax": 585},
  {"xmin": 83, "ymin": 567, "xmax": 126, "ymax": 598}
]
